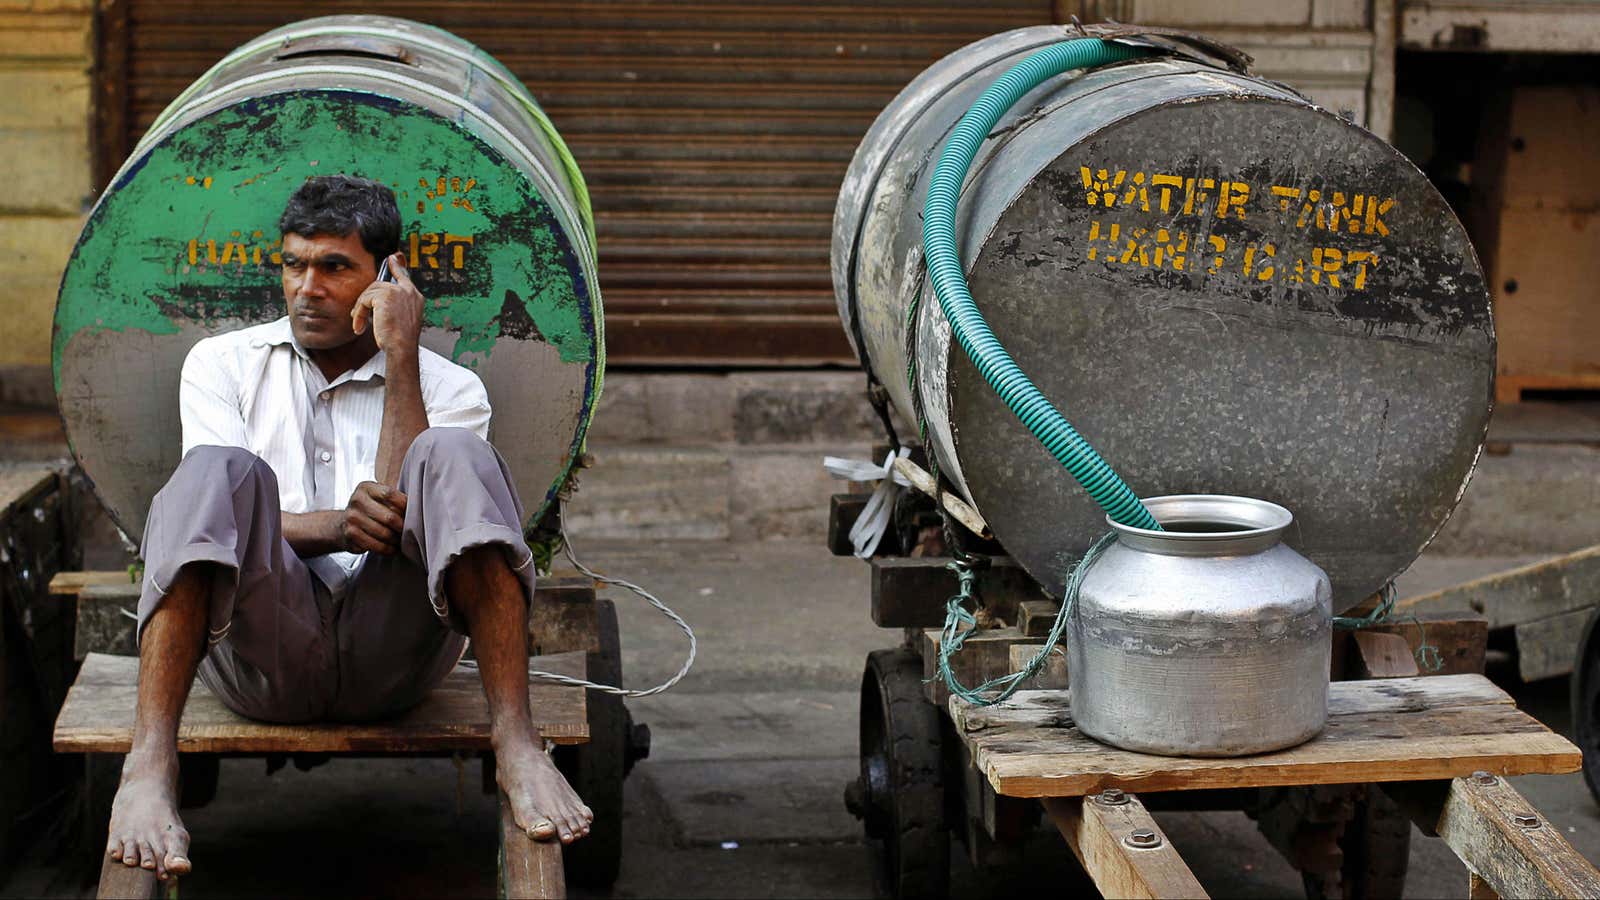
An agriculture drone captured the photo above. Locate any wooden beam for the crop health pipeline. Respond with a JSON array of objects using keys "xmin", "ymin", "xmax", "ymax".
[
  {"xmin": 1515, "ymin": 607, "xmax": 1592, "ymax": 682},
  {"xmin": 527, "ymin": 571, "xmax": 599, "ymax": 658},
  {"xmin": 1043, "ymin": 793, "xmax": 1208, "ymax": 899},
  {"xmin": 1017, "ymin": 599, "xmax": 1062, "ymax": 638},
  {"xmin": 96, "ymin": 852, "xmax": 165, "ymax": 900},
  {"xmin": 873, "ymin": 556, "xmax": 1047, "ymax": 629},
  {"xmin": 56, "ymin": 652, "xmax": 589, "ymax": 753},
  {"xmin": 1360, "ymin": 613, "xmax": 1487, "ymax": 676},
  {"xmin": 1469, "ymin": 872, "xmax": 1500, "ymax": 899},
  {"xmin": 1347, "ymin": 631, "xmax": 1421, "ymax": 678},
  {"xmin": 826, "ymin": 493, "xmax": 871, "ymax": 557},
  {"xmin": 952, "ymin": 676, "xmax": 1581, "ymax": 798},
  {"xmin": 49, "ymin": 570, "xmax": 129, "ymax": 600},
  {"xmin": 1436, "ymin": 774, "xmax": 1600, "ymax": 899},
  {"xmin": 497, "ymin": 790, "xmax": 566, "ymax": 899},
  {"xmin": 891, "ymin": 457, "xmax": 990, "ymax": 538},
  {"xmin": 1396, "ymin": 545, "xmax": 1600, "ymax": 629},
  {"xmin": 1007, "ymin": 643, "xmax": 1068, "ymax": 691},
  {"xmin": 920, "ymin": 627, "xmax": 1040, "ymax": 707}
]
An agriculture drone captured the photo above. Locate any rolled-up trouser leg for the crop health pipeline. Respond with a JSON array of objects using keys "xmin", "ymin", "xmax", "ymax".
[
  {"xmin": 138, "ymin": 445, "xmax": 333, "ymax": 723},
  {"xmin": 327, "ymin": 427, "xmax": 536, "ymax": 720}
]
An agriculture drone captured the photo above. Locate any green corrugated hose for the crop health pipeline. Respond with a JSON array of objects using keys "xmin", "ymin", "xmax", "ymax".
[{"xmin": 921, "ymin": 37, "xmax": 1161, "ymax": 531}]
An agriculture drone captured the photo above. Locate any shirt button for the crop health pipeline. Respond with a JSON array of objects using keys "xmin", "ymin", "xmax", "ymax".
[
  {"xmin": 319, "ymin": 450, "xmax": 332, "ymax": 462},
  {"xmin": 319, "ymin": 391, "xmax": 331, "ymax": 401}
]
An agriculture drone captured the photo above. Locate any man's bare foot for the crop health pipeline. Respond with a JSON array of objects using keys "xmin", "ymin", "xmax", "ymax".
[
  {"xmin": 494, "ymin": 732, "xmax": 592, "ymax": 844},
  {"xmin": 106, "ymin": 753, "xmax": 191, "ymax": 880}
]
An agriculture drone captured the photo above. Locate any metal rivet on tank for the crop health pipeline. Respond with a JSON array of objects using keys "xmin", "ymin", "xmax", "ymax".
[
  {"xmin": 1124, "ymin": 829, "xmax": 1162, "ymax": 849},
  {"xmin": 1471, "ymin": 771, "xmax": 1497, "ymax": 785},
  {"xmin": 1097, "ymin": 788, "xmax": 1128, "ymax": 806},
  {"xmin": 1513, "ymin": 814, "xmax": 1541, "ymax": 829}
]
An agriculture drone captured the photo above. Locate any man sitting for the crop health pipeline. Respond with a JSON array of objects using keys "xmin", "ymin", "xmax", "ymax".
[{"xmin": 106, "ymin": 174, "xmax": 592, "ymax": 881}]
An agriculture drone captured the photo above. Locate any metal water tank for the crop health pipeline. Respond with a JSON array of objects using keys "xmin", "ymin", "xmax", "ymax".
[
  {"xmin": 832, "ymin": 27, "xmax": 1494, "ymax": 609},
  {"xmin": 54, "ymin": 15, "xmax": 601, "ymax": 540}
]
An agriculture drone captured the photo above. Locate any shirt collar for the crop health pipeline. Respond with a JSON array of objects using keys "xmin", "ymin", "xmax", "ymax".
[{"xmin": 253, "ymin": 316, "xmax": 387, "ymax": 386}]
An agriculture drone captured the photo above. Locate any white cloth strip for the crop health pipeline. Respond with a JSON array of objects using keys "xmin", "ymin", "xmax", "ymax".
[{"xmin": 822, "ymin": 447, "xmax": 911, "ymax": 558}]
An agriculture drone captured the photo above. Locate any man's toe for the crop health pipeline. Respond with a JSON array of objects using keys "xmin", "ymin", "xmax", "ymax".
[
  {"xmin": 164, "ymin": 836, "xmax": 191, "ymax": 876},
  {"xmin": 525, "ymin": 816, "xmax": 558, "ymax": 841}
]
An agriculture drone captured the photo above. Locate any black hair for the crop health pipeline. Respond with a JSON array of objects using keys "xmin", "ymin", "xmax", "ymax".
[{"xmin": 278, "ymin": 174, "xmax": 401, "ymax": 262}]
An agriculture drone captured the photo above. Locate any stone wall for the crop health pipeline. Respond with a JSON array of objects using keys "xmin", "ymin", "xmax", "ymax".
[{"xmin": 0, "ymin": 0, "xmax": 93, "ymax": 407}]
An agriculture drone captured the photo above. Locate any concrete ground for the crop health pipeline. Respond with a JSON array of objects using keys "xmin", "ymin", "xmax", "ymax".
[{"xmin": 7, "ymin": 538, "xmax": 1598, "ymax": 899}]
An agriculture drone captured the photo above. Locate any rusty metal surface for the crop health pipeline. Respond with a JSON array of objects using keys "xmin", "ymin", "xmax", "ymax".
[
  {"xmin": 835, "ymin": 35, "xmax": 1493, "ymax": 610},
  {"xmin": 103, "ymin": 1, "xmax": 1061, "ymax": 365}
]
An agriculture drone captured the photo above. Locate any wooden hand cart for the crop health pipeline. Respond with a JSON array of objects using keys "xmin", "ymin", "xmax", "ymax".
[
  {"xmin": 37, "ymin": 491, "xmax": 650, "ymax": 900},
  {"xmin": 830, "ymin": 479, "xmax": 1600, "ymax": 899}
]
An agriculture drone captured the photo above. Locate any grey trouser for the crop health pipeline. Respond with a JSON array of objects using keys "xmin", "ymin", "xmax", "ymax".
[{"xmin": 137, "ymin": 428, "xmax": 536, "ymax": 723}]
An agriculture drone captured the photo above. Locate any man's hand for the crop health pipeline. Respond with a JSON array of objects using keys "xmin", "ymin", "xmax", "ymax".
[
  {"xmin": 337, "ymin": 481, "xmax": 408, "ymax": 555},
  {"xmin": 351, "ymin": 252, "xmax": 424, "ymax": 355}
]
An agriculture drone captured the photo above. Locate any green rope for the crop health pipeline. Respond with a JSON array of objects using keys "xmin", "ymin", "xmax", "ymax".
[
  {"xmin": 938, "ymin": 532, "xmax": 1117, "ymax": 707},
  {"xmin": 1332, "ymin": 583, "xmax": 1444, "ymax": 672}
]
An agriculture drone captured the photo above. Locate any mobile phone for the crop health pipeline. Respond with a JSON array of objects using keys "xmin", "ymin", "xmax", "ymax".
[{"xmin": 376, "ymin": 258, "xmax": 397, "ymax": 284}]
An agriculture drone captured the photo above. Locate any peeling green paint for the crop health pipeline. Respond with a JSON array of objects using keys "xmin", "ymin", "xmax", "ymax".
[{"xmin": 54, "ymin": 89, "xmax": 598, "ymax": 393}]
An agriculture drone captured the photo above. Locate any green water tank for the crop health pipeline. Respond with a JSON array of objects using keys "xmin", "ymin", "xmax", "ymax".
[{"xmin": 54, "ymin": 15, "xmax": 602, "ymax": 540}]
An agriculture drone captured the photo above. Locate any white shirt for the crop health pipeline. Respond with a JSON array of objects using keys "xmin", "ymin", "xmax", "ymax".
[{"xmin": 179, "ymin": 317, "xmax": 492, "ymax": 595}]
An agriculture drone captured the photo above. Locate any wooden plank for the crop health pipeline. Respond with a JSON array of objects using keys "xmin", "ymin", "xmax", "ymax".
[
  {"xmin": 873, "ymin": 556, "xmax": 1048, "ymax": 629},
  {"xmin": 1367, "ymin": 613, "xmax": 1487, "ymax": 676},
  {"xmin": 1332, "ymin": 613, "xmax": 1488, "ymax": 679},
  {"xmin": 55, "ymin": 652, "xmax": 588, "ymax": 754},
  {"xmin": 827, "ymin": 493, "xmax": 870, "ymax": 557},
  {"xmin": 96, "ymin": 852, "xmax": 164, "ymax": 900},
  {"xmin": 920, "ymin": 627, "xmax": 1040, "ymax": 707},
  {"xmin": 1515, "ymin": 607, "xmax": 1592, "ymax": 682},
  {"xmin": 527, "ymin": 570, "xmax": 599, "ymax": 658},
  {"xmin": 891, "ymin": 456, "xmax": 989, "ymax": 537},
  {"xmin": 1396, "ymin": 545, "xmax": 1600, "ymax": 629},
  {"xmin": 0, "ymin": 467, "xmax": 57, "ymax": 520},
  {"xmin": 77, "ymin": 584, "xmax": 139, "ymax": 659},
  {"xmin": 49, "ymin": 570, "xmax": 131, "ymax": 599},
  {"xmin": 1348, "ymin": 631, "xmax": 1421, "ymax": 678},
  {"xmin": 498, "ymin": 789, "xmax": 565, "ymax": 899},
  {"xmin": 1007, "ymin": 642, "xmax": 1068, "ymax": 691},
  {"xmin": 951, "ymin": 675, "xmax": 1580, "ymax": 799},
  {"xmin": 1018, "ymin": 599, "xmax": 1062, "ymax": 638},
  {"xmin": 1437, "ymin": 774, "xmax": 1600, "ymax": 899},
  {"xmin": 1043, "ymin": 793, "xmax": 1209, "ymax": 900}
]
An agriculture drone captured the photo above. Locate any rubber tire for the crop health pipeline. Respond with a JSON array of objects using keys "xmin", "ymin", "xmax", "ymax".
[
  {"xmin": 859, "ymin": 647, "xmax": 950, "ymax": 900},
  {"xmin": 554, "ymin": 598, "xmax": 625, "ymax": 888},
  {"xmin": 1301, "ymin": 784, "xmax": 1411, "ymax": 900},
  {"xmin": 1570, "ymin": 606, "xmax": 1600, "ymax": 805}
]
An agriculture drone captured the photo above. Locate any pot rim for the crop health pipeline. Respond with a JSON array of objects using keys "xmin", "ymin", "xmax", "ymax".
[{"xmin": 1105, "ymin": 494, "xmax": 1294, "ymax": 549}]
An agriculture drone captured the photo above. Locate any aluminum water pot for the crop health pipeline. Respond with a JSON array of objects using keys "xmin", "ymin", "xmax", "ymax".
[{"xmin": 1069, "ymin": 495, "xmax": 1332, "ymax": 757}]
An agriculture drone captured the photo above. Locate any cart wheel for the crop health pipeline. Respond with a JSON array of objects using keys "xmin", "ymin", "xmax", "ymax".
[
  {"xmin": 554, "ymin": 597, "xmax": 629, "ymax": 888},
  {"xmin": 1300, "ymin": 784, "xmax": 1410, "ymax": 900},
  {"xmin": 846, "ymin": 647, "xmax": 950, "ymax": 900},
  {"xmin": 1570, "ymin": 606, "xmax": 1600, "ymax": 804}
]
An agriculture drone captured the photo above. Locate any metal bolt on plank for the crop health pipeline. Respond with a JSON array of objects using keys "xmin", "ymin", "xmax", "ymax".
[
  {"xmin": 1097, "ymin": 788, "xmax": 1128, "ymax": 805},
  {"xmin": 1124, "ymin": 828, "xmax": 1162, "ymax": 849},
  {"xmin": 1514, "ymin": 814, "xmax": 1541, "ymax": 829},
  {"xmin": 1472, "ymin": 770, "xmax": 1497, "ymax": 785}
]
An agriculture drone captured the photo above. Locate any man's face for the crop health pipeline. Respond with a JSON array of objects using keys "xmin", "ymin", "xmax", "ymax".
[{"xmin": 281, "ymin": 231, "xmax": 378, "ymax": 350}]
